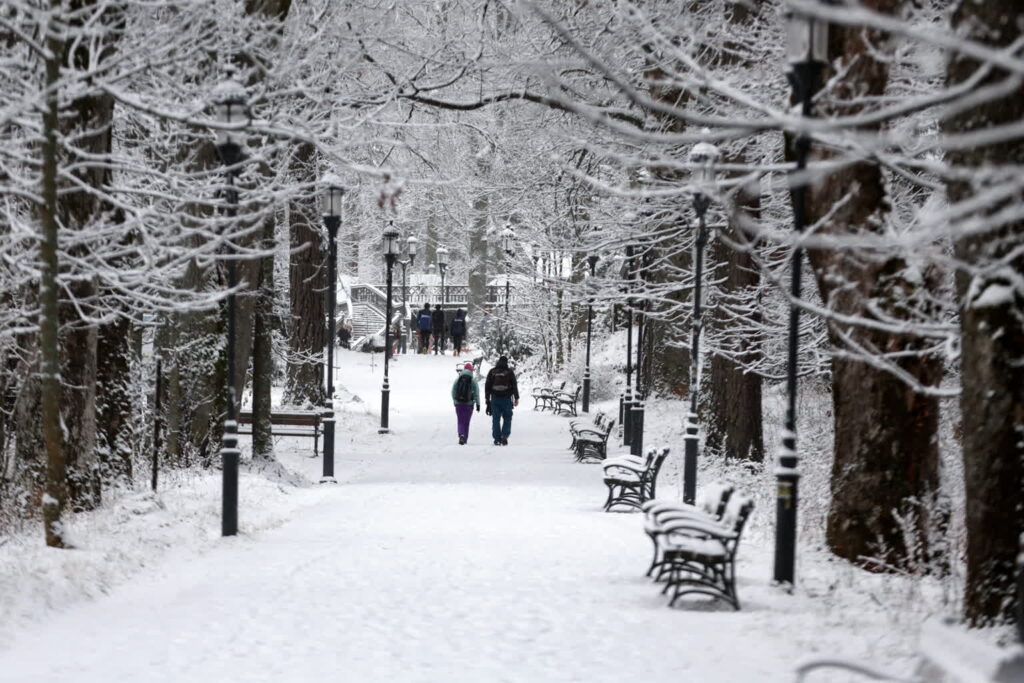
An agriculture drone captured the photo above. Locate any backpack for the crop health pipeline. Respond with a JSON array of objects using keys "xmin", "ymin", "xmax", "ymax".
[
  {"xmin": 418, "ymin": 311, "xmax": 432, "ymax": 330},
  {"xmin": 490, "ymin": 368, "xmax": 512, "ymax": 394},
  {"xmin": 450, "ymin": 318, "xmax": 466, "ymax": 336},
  {"xmin": 454, "ymin": 374, "xmax": 473, "ymax": 403}
]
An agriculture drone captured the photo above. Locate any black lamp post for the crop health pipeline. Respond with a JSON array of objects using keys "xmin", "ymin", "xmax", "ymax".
[
  {"xmin": 399, "ymin": 235, "xmax": 417, "ymax": 354},
  {"xmin": 622, "ymin": 245, "xmax": 634, "ymax": 447},
  {"xmin": 582, "ymin": 254, "xmax": 599, "ymax": 414},
  {"xmin": 319, "ymin": 173, "xmax": 344, "ymax": 484},
  {"xmin": 379, "ymin": 222, "xmax": 400, "ymax": 434},
  {"xmin": 212, "ymin": 79, "xmax": 248, "ymax": 537},
  {"xmin": 437, "ymin": 246, "xmax": 449, "ymax": 305},
  {"xmin": 775, "ymin": 3, "xmax": 829, "ymax": 587},
  {"xmin": 682, "ymin": 140, "xmax": 720, "ymax": 505},
  {"xmin": 501, "ymin": 225, "xmax": 516, "ymax": 354}
]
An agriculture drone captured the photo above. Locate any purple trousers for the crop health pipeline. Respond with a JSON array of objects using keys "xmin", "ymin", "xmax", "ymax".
[{"xmin": 455, "ymin": 404, "xmax": 474, "ymax": 439}]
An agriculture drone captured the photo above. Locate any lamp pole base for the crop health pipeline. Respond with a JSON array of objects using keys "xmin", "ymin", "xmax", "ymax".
[{"xmin": 318, "ymin": 476, "xmax": 338, "ymax": 485}]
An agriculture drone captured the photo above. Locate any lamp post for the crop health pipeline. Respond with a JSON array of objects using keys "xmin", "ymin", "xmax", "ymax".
[
  {"xmin": 212, "ymin": 79, "xmax": 248, "ymax": 537},
  {"xmin": 774, "ymin": 4, "xmax": 829, "ymax": 587},
  {"xmin": 682, "ymin": 140, "xmax": 720, "ymax": 505},
  {"xmin": 319, "ymin": 173, "xmax": 344, "ymax": 484},
  {"xmin": 379, "ymin": 222, "xmax": 401, "ymax": 434},
  {"xmin": 500, "ymin": 225, "xmax": 516, "ymax": 354},
  {"xmin": 622, "ymin": 245, "xmax": 634, "ymax": 447},
  {"xmin": 399, "ymin": 235, "xmax": 417, "ymax": 354},
  {"xmin": 583, "ymin": 254, "xmax": 599, "ymax": 414},
  {"xmin": 437, "ymin": 246, "xmax": 449, "ymax": 305}
]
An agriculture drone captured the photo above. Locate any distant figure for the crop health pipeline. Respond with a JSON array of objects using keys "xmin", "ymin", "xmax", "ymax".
[
  {"xmin": 450, "ymin": 308, "xmax": 467, "ymax": 356},
  {"xmin": 392, "ymin": 320, "xmax": 404, "ymax": 356},
  {"xmin": 432, "ymin": 306, "xmax": 446, "ymax": 354},
  {"xmin": 416, "ymin": 303, "xmax": 433, "ymax": 353},
  {"xmin": 451, "ymin": 362, "xmax": 481, "ymax": 445},
  {"xmin": 485, "ymin": 355, "xmax": 520, "ymax": 446},
  {"xmin": 337, "ymin": 319, "xmax": 353, "ymax": 350}
]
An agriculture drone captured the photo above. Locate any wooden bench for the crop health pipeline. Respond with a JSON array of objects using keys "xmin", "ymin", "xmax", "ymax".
[
  {"xmin": 642, "ymin": 482, "xmax": 735, "ymax": 578},
  {"xmin": 238, "ymin": 409, "xmax": 322, "ymax": 457},
  {"xmin": 796, "ymin": 618, "xmax": 1024, "ymax": 682},
  {"xmin": 568, "ymin": 411, "xmax": 605, "ymax": 452},
  {"xmin": 574, "ymin": 416, "xmax": 616, "ymax": 462},
  {"xmin": 658, "ymin": 492, "xmax": 754, "ymax": 610},
  {"xmin": 552, "ymin": 385, "xmax": 581, "ymax": 416},
  {"xmin": 532, "ymin": 380, "xmax": 566, "ymax": 411},
  {"xmin": 601, "ymin": 447, "xmax": 670, "ymax": 512}
]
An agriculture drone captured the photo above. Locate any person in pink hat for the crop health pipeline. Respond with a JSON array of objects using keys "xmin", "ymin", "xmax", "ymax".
[{"xmin": 451, "ymin": 362, "xmax": 481, "ymax": 445}]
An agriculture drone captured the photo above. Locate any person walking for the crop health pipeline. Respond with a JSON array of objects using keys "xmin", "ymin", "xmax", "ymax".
[
  {"xmin": 451, "ymin": 362, "xmax": 481, "ymax": 445},
  {"xmin": 485, "ymin": 355, "xmax": 519, "ymax": 446},
  {"xmin": 416, "ymin": 303, "xmax": 433, "ymax": 354},
  {"xmin": 450, "ymin": 308, "xmax": 467, "ymax": 356},
  {"xmin": 432, "ymin": 305, "xmax": 446, "ymax": 354}
]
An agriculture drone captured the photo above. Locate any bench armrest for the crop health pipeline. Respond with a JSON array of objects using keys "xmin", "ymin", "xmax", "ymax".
[{"xmin": 604, "ymin": 455, "xmax": 645, "ymax": 468}]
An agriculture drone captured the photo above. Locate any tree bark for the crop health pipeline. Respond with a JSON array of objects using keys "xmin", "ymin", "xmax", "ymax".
[
  {"xmin": 251, "ymin": 218, "xmax": 275, "ymax": 460},
  {"xmin": 796, "ymin": 0, "xmax": 942, "ymax": 568},
  {"xmin": 945, "ymin": 0, "xmax": 1024, "ymax": 626},
  {"xmin": 704, "ymin": 178, "xmax": 764, "ymax": 462},
  {"xmin": 96, "ymin": 315, "xmax": 134, "ymax": 486},
  {"xmin": 284, "ymin": 144, "xmax": 326, "ymax": 407}
]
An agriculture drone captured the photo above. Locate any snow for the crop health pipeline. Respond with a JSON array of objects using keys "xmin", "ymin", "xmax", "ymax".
[{"xmin": 0, "ymin": 349, "xmax": 936, "ymax": 681}]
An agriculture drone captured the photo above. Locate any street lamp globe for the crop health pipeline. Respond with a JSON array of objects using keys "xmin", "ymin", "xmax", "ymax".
[
  {"xmin": 382, "ymin": 222, "xmax": 401, "ymax": 260},
  {"xmin": 501, "ymin": 225, "xmax": 516, "ymax": 256},
  {"xmin": 785, "ymin": 2, "xmax": 830, "ymax": 69},
  {"xmin": 689, "ymin": 140, "xmax": 720, "ymax": 215},
  {"xmin": 320, "ymin": 173, "xmax": 345, "ymax": 221},
  {"xmin": 211, "ymin": 79, "xmax": 248, "ymax": 167},
  {"xmin": 587, "ymin": 254, "xmax": 599, "ymax": 273},
  {"xmin": 437, "ymin": 245, "xmax": 449, "ymax": 271}
]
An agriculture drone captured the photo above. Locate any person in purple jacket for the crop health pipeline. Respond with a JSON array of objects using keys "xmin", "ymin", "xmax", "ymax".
[{"xmin": 451, "ymin": 362, "xmax": 481, "ymax": 445}]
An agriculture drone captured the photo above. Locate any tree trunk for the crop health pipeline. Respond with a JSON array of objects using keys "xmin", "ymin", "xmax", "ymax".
[
  {"xmin": 796, "ymin": 0, "xmax": 942, "ymax": 568},
  {"xmin": 251, "ymin": 218, "xmax": 275, "ymax": 460},
  {"xmin": 96, "ymin": 315, "xmax": 134, "ymax": 486},
  {"xmin": 284, "ymin": 144, "xmax": 326, "ymax": 407},
  {"xmin": 468, "ymin": 144, "xmax": 491, "ymax": 321},
  {"xmin": 704, "ymin": 179, "xmax": 764, "ymax": 462},
  {"xmin": 39, "ymin": 14, "xmax": 65, "ymax": 545},
  {"xmin": 945, "ymin": 0, "xmax": 1024, "ymax": 626}
]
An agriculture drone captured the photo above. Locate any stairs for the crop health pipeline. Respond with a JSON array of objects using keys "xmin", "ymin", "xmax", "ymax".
[{"xmin": 349, "ymin": 284, "xmax": 406, "ymax": 347}]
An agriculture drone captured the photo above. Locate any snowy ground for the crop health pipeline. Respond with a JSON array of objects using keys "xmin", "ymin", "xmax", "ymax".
[{"xmin": 0, "ymin": 348, "xmax": 925, "ymax": 682}]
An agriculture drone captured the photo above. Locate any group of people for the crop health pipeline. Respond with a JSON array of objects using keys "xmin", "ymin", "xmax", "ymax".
[
  {"xmin": 450, "ymin": 355, "xmax": 520, "ymax": 446},
  {"xmin": 414, "ymin": 303, "xmax": 468, "ymax": 356}
]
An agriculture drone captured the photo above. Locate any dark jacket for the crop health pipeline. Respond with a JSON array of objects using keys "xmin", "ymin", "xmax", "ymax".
[
  {"xmin": 431, "ymin": 308, "xmax": 446, "ymax": 334},
  {"xmin": 485, "ymin": 357, "xmax": 519, "ymax": 402},
  {"xmin": 450, "ymin": 310, "xmax": 467, "ymax": 337},
  {"xmin": 417, "ymin": 308, "xmax": 432, "ymax": 331}
]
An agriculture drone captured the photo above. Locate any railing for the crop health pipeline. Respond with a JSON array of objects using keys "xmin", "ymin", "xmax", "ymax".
[{"xmin": 360, "ymin": 283, "xmax": 522, "ymax": 308}]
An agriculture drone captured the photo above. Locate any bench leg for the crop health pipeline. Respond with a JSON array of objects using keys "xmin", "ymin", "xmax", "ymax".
[{"xmin": 314, "ymin": 427, "xmax": 320, "ymax": 459}]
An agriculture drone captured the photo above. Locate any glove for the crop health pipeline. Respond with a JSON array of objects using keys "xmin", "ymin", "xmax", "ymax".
[
  {"xmin": 485, "ymin": 404, "xmax": 492, "ymax": 416},
  {"xmin": 476, "ymin": 404, "xmax": 480, "ymax": 412},
  {"xmin": 513, "ymin": 399, "xmax": 519, "ymax": 408}
]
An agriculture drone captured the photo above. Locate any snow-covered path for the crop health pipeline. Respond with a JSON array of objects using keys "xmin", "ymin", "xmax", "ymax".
[{"xmin": 1, "ymin": 352, "xmax": 824, "ymax": 682}]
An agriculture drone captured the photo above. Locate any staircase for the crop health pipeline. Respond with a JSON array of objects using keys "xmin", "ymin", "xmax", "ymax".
[{"xmin": 349, "ymin": 284, "xmax": 406, "ymax": 347}]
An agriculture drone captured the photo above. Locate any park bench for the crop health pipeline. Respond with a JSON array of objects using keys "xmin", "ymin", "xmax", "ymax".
[
  {"xmin": 601, "ymin": 447, "xmax": 670, "ymax": 512},
  {"xmin": 552, "ymin": 385, "xmax": 582, "ymax": 416},
  {"xmin": 658, "ymin": 492, "xmax": 754, "ymax": 610},
  {"xmin": 574, "ymin": 417, "xmax": 617, "ymax": 462},
  {"xmin": 237, "ymin": 409, "xmax": 322, "ymax": 457},
  {"xmin": 532, "ymin": 380, "xmax": 566, "ymax": 411},
  {"xmin": 795, "ymin": 618, "xmax": 1024, "ymax": 682},
  {"xmin": 568, "ymin": 411, "xmax": 606, "ymax": 452},
  {"xmin": 642, "ymin": 482, "xmax": 735, "ymax": 578}
]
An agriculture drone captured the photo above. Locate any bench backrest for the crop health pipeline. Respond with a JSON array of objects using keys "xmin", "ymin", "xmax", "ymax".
[
  {"xmin": 719, "ymin": 493, "xmax": 755, "ymax": 540},
  {"xmin": 698, "ymin": 482, "xmax": 735, "ymax": 519},
  {"xmin": 604, "ymin": 419, "xmax": 616, "ymax": 436},
  {"xmin": 642, "ymin": 448, "xmax": 671, "ymax": 499}
]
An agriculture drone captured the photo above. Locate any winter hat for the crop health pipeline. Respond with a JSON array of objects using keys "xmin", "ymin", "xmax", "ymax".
[
  {"xmin": 497, "ymin": 355, "xmax": 509, "ymax": 368},
  {"xmin": 464, "ymin": 363, "xmax": 474, "ymax": 371}
]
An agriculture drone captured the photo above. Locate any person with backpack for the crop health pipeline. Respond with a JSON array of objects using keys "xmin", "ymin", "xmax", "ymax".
[
  {"xmin": 451, "ymin": 362, "xmax": 481, "ymax": 445},
  {"xmin": 416, "ymin": 303, "xmax": 433, "ymax": 353},
  {"xmin": 485, "ymin": 355, "xmax": 519, "ymax": 446},
  {"xmin": 432, "ymin": 305, "xmax": 446, "ymax": 354},
  {"xmin": 450, "ymin": 309, "xmax": 467, "ymax": 356}
]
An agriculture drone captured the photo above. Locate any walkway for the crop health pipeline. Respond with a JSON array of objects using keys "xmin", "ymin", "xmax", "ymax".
[{"xmin": 0, "ymin": 351, "xmax": 811, "ymax": 682}]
